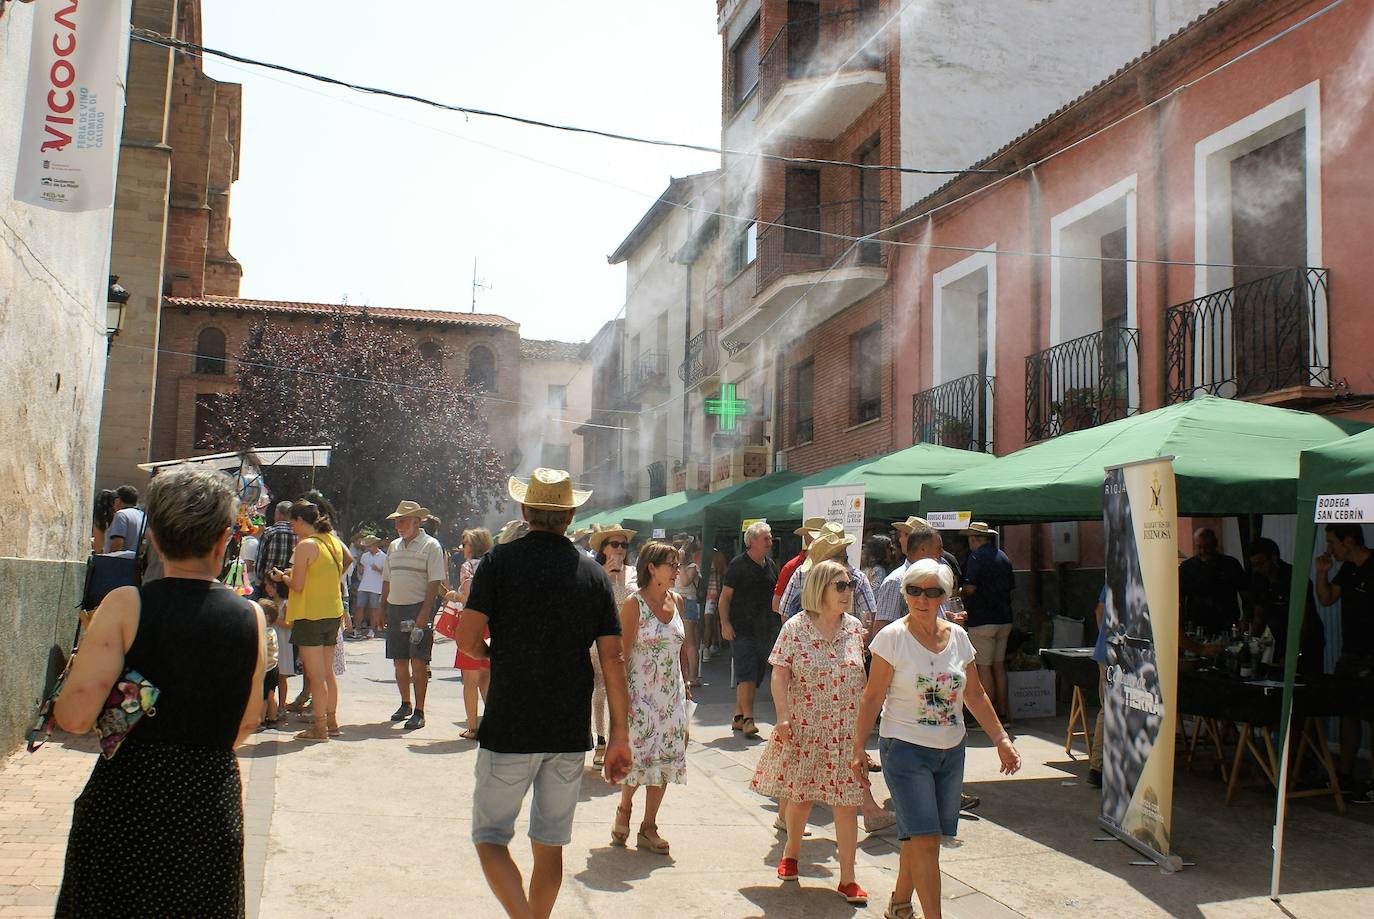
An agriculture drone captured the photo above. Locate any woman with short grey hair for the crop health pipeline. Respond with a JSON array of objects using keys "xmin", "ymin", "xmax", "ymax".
[
  {"xmin": 852, "ymin": 557, "xmax": 1020, "ymax": 919},
  {"xmin": 54, "ymin": 464, "xmax": 266, "ymax": 916}
]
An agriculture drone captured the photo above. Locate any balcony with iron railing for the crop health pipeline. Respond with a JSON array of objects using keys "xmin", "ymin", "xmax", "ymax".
[
  {"xmin": 625, "ymin": 350, "xmax": 669, "ymax": 398},
  {"xmin": 1165, "ymin": 267, "xmax": 1330, "ymax": 405},
  {"xmin": 912, "ymin": 373, "xmax": 995, "ymax": 453},
  {"xmin": 722, "ymin": 198, "xmax": 886, "ymax": 354},
  {"xmin": 678, "ymin": 328, "xmax": 721, "ymax": 390},
  {"xmin": 646, "ymin": 460, "xmax": 668, "ymax": 498},
  {"xmin": 1025, "ymin": 327, "xmax": 1140, "ymax": 441},
  {"xmin": 756, "ymin": 6, "xmax": 887, "ymax": 140}
]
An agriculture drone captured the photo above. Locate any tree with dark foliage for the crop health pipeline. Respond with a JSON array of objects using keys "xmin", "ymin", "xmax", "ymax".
[{"xmin": 206, "ymin": 310, "xmax": 507, "ymax": 542}]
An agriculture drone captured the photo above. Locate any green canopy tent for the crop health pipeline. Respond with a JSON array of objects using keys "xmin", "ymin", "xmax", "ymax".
[
  {"xmin": 1273, "ymin": 427, "xmax": 1374, "ymax": 898},
  {"xmin": 603, "ymin": 490, "xmax": 703, "ymax": 537},
  {"xmin": 651, "ymin": 472, "xmax": 800, "ymax": 544},
  {"xmin": 920, "ymin": 396, "xmax": 1367, "ymax": 522},
  {"xmin": 744, "ymin": 443, "xmax": 997, "ymax": 525}
]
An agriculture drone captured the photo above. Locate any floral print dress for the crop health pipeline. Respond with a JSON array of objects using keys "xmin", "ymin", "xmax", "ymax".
[
  {"xmin": 751, "ymin": 613, "xmax": 866, "ymax": 807},
  {"xmin": 624, "ymin": 592, "xmax": 688, "ymax": 786}
]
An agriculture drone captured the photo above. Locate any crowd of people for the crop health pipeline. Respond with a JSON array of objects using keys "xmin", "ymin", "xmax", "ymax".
[{"xmin": 64, "ymin": 464, "xmax": 1025, "ymax": 919}]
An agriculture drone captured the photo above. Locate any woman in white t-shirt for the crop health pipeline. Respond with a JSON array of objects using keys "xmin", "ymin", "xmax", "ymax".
[{"xmin": 851, "ymin": 558, "xmax": 1021, "ymax": 919}]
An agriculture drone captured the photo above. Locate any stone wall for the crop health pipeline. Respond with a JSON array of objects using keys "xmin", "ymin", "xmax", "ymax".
[{"xmin": 0, "ymin": 1, "xmax": 133, "ymax": 755}]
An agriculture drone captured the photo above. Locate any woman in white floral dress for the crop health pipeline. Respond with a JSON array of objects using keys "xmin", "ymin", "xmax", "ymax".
[
  {"xmin": 752, "ymin": 559, "xmax": 869, "ymax": 905},
  {"xmin": 611, "ymin": 541, "xmax": 689, "ymax": 855}
]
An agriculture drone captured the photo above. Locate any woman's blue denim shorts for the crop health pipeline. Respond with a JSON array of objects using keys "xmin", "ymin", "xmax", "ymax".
[
  {"xmin": 680, "ymin": 597, "xmax": 701, "ymax": 623},
  {"xmin": 880, "ymin": 736, "xmax": 966, "ymax": 839}
]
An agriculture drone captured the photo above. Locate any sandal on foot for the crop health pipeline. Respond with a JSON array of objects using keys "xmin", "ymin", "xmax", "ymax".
[
  {"xmin": 731, "ymin": 714, "xmax": 745, "ymax": 732},
  {"xmin": 326, "ymin": 719, "xmax": 343, "ymax": 737},
  {"xmin": 611, "ymin": 805, "xmax": 632, "ymax": 846},
  {"xmin": 884, "ymin": 899, "xmax": 916, "ymax": 919},
  {"xmin": 459, "ymin": 728, "xmax": 479, "ymax": 740},
  {"xmin": 296, "ymin": 724, "xmax": 330, "ymax": 742},
  {"xmin": 777, "ymin": 857, "xmax": 799, "ymax": 881},
  {"xmin": 742, "ymin": 717, "xmax": 760, "ymax": 737},
  {"xmin": 636, "ymin": 824, "xmax": 670, "ymax": 854}
]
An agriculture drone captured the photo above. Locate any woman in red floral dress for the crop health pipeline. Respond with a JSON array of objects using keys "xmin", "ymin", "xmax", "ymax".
[{"xmin": 751, "ymin": 559, "xmax": 869, "ymax": 906}]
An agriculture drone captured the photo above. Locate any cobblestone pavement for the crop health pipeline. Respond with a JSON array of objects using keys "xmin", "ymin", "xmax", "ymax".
[{"xmin": 3, "ymin": 637, "xmax": 1371, "ymax": 918}]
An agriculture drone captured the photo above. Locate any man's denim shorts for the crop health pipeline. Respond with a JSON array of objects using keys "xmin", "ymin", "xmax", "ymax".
[
  {"xmin": 471, "ymin": 749, "xmax": 586, "ymax": 847},
  {"xmin": 880, "ymin": 736, "xmax": 966, "ymax": 839}
]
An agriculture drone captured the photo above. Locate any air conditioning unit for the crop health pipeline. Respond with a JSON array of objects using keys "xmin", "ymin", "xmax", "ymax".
[{"xmin": 773, "ymin": 451, "xmax": 788, "ymax": 473}]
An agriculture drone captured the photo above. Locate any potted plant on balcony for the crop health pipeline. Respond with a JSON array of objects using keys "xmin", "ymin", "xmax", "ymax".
[
  {"xmin": 1050, "ymin": 387, "xmax": 1096, "ymax": 434},
  {"xmin": 934, "ymin": 411, "xmax": 970, "ymax": 449}
]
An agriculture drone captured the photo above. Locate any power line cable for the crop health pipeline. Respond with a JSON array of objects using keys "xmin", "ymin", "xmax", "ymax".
[{"xmin": 129, "ymin": 27, "xmax": 1006, "ymax": 178}]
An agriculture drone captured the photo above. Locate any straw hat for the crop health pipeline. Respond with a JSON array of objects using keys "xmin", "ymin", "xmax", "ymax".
[
  {"xmin": 961, "ymin": 521, "xmax": 999, "ymax": 537},
  {"xmin": 892, "ymin": 515, "xmax": 930, "ymax": 534},
  {"xmin": 570, "ymin": 526, "xmax": 594, "ymax": 543},
  {"xmin": 358, "ymin": 535, "xmax": 381, "ymax": 548},
  {"xmin": 507, "ymin": 468, "xmax": 592, "ymax": 510},
  {"xmin": 589, "ymin": 524, "xmax": 636, "ymax": 553},
  {"xmin": 386, "ymin": 500, "xmax": 430, "ymax": 520},
  {"xmin": 496, "ymin": 520, "xmax": 529, "ymax": 545},
  {"xmin": 800, "ymin": 521, "xmax": 855, "ymax": 572},
  {"xmin": 793, "ymin": 516, "xmax": 827, "ymax": 537}
]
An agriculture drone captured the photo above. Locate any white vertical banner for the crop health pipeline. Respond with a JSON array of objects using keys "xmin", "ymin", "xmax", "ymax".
[
  {"xmin": 15, "ymin": 0, "xmax": 127, "ymax": 211},
  {"xmin": 802, "ymin": 484, "xmax": 865, "ymax": 569}
]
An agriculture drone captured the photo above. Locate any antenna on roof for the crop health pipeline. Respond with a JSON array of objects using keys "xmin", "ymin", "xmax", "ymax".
[{"xmin": 471, "ymin": 258, "xmax": 491, "ymax": 313}]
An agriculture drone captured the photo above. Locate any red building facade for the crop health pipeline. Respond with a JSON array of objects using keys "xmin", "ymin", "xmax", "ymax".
[{"xmin": 890, "ymin": 0, "xmax": 1374, "ymax": 581}]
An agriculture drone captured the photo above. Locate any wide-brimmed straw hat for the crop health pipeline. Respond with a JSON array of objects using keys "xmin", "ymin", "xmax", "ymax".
[
  {"xmin": 892, "ymin": 515, "xmax": 930, "ymax": 534},
  {"xmin": 387, "ymin": 500, "xmax": 430, "ymax": 520},
  {"xmin": 589, "ymin": 524, "xmax": 636, "ymax": 553},
  {"xmin": 800, "ymin": 522, "xmax": 855, "ymax": 572},
  {"xmin": 570, "ymin": 526, "xmax": 594, "ymax": 543},
  {"xmin": 961, "ymin": 521, "xmax": 999, "ymax": 537},
  {"xmin": 358, "ymin": 535, "xmax": 381, "ymax": 548},
  {"xmin": 793, "ymin": 516, "xmax": 828, "ymax": 537},
  {"xmin": 507, "ymin": 468, "xmax": 592, "ymax": 511},
  {"xmin": 496, "ymin": 520, "xmax": 529, "ymax": 545}
]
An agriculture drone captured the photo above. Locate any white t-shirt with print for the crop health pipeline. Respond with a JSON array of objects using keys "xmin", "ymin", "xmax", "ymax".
[{"xmin": 869, "ymin": 618, "xmax": 977, "ymax": 750}]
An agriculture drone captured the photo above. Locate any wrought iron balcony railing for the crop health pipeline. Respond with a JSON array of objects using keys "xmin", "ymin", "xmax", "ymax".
[
  {"xmin": 1165, "ymin": 267, "xmax": 1329, "ymax": 404},
  {"xmin": 1025, "ymin": 327, "xmax": 1139, "ymax": 441},
  {"xmin": 646, "ymin": 460, "xmax": 667, "ymax": 498},
  {"xmin": 758, "ymin": 6, "xmax": 885, "ymax": 113},
  {"xmin": 912, "ymin": 374, "xmax": 995, "ymax": 453},
  {"xmin": 756, "ymin": 197, "xmax": 883, "ymax": 293},
  {"xmin": 678, "ymin": 329, "xmax": 721, "ymax": 389},
  {"xmin": 626, "ymin": 351, "xmax": 669, "ymax": 396}
]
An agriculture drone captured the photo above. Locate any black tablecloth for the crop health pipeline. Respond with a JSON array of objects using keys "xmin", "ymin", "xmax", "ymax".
[
  {"xmin": 1177, "ymin": 670, "xmax": 1353, "ymax": 725},
  {"xmin": 1040, "ymin": 648, "xmax": 1100, "ymax": 690}
]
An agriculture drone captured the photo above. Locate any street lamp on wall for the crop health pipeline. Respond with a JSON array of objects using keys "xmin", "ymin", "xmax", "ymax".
[{"xmin": 106, "ymin": 275, "xmax": 129, "ymax": 353}]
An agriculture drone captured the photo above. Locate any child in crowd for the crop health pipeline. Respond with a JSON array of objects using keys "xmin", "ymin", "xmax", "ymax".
[
  {"xmin": 259, "ymin": 599, "xmax": 282, "ymax": 729},
  {"xmin": 261, "ymin": 576, "xmax": 298, "ymax": 717}
]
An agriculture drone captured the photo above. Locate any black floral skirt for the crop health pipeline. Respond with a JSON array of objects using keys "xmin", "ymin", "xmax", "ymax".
[{"xmin": 55, "ymin": 741, "xmax": 245, "ymax": 918}]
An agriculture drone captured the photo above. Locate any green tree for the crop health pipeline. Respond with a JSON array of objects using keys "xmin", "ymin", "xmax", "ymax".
[{"xmin": 208, "ymin": 310, "xmax": 507, "ymax": 542}]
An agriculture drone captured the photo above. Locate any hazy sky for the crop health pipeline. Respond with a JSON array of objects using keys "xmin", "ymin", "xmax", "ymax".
[{"xmin": 199, "ymin": 1, "xmax": 721, "ymax": 343}]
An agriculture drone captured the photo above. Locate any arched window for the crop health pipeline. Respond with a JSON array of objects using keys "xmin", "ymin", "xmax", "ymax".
[
  {"xmin": 418, "ymin": 340, "xmax": 442, "ymax": 367},
  {"xmin": 466, "ymin": 345, "xmax": 496, "ymax": 390},
  {"xmin": 194, "ymin": 327, "xmax": 226, "ymax": 375}
]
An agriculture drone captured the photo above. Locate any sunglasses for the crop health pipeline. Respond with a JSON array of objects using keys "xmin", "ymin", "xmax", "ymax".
[
  {"xmin": 905, "ymin": 585, "xmax": 947, "ymax": 599},
  {"xmin": 831, "ymin": 580, "xmax": 856, "ymax": 592},
  {"xmin": 604, "ymin": 540, "xmax": 628, "ymax": 549}
]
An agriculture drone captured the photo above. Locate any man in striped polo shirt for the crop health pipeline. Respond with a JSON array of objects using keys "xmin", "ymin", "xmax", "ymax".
[{"xmin": 381, "ymin": 500, "xmax": 447, "ymax": 730}]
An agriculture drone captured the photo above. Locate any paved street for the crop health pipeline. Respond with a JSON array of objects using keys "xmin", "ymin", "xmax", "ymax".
[{"xmin": 2, "ymin": 637, "xmax": 1371, "ymax": 918}]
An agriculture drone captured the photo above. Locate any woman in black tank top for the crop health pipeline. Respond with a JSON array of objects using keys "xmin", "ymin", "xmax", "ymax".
[{"xmin": 53, "ymin": 465, "xmax": 266, "ymax": 918}]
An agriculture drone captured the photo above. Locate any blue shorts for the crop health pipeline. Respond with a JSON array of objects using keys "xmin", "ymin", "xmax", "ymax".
[
  {"xmin": 731, "ymin": 632, "xmax": 774, "ymax": 686},
  {"xmin": 355, "ymin": 590, "xmax": 381, "ymax": 610},
  {"xmin": 471, "ymin": 749, "xmax": 585, "ymax": 847},
  {"xmin": 680, "ymin": 598, "xmax": 701, "ymax": 623},
  {"xmin": 880, "ymin": 736, "xmax": 965, "ymax": 839}
]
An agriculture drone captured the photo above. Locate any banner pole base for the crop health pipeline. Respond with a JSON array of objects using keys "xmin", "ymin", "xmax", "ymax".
[{"xmin": 1097, "ymin": 818, "xmax": 1189, "ymax": 873}]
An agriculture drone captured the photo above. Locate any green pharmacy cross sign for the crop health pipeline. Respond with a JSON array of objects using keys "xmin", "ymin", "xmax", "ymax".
[{"xmin": 705, "ymin": 383, "xmax": 749, "ymax": 431}]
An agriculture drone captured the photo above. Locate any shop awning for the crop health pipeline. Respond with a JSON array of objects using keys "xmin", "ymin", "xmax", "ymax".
[
  {"xmin": 920, "ymin": 396, "xmax": 1368, "ymax": 523},
  {"xmin": 582, "ymin": 490, "xmax": 703, "ymax": 537},
  {"xmin": 652, "ymin": 472, "xmax": 800, "ymax": 538},
  {"xmin": 745, "ymin": 443, "xmax": 998, "ymax": 524}
]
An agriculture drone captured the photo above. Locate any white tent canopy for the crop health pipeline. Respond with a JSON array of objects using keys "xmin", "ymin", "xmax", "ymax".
[{"xmin": 137, "ymin": 445, "xmax": 333, "ymax": 473}]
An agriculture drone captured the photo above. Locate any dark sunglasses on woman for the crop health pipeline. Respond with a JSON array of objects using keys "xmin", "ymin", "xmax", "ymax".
[
  {"xmin": 831, "ymin": 580, "xmax": 856, "ymax": 592},
  {"xmin": 604, "ymin": 540, "xmax": 628, "ymax": 549},
  {"xmin": 904, "ymin": 585, "xmax": 947, "ymax": 599}
]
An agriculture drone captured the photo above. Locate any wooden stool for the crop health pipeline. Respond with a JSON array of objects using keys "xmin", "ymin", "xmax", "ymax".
[
  {"xmin": 1064, "ymin": 685, "xmax": 1093, "ymax": 760},
  {"xmin": 1287, "ymin": 717, "xmax": 1346, "ymax": 814},
  {"xmin": 1226, "ymin": 722, "xmax": 1278, "ymax": 803},
  {"xmin": 1185, "ymin": 715, "xmax": 1230, "ymax": 781}
]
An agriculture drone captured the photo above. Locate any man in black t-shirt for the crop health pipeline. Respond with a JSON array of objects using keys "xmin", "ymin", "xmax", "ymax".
[
  {"xmin": 1179, "ymin": 528, "xmax": 1248, "ymax": 634},
  {"xmin": 719, "ymin": 520, "xmax": 779, "ymax": 738},
  {"xmin": 458, "ymin": 469, "xmax": 631, "ymax": 916},
  {"xmin": 1315, "ymin": 522, "xmax": 1374, "ymax": 802}
]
